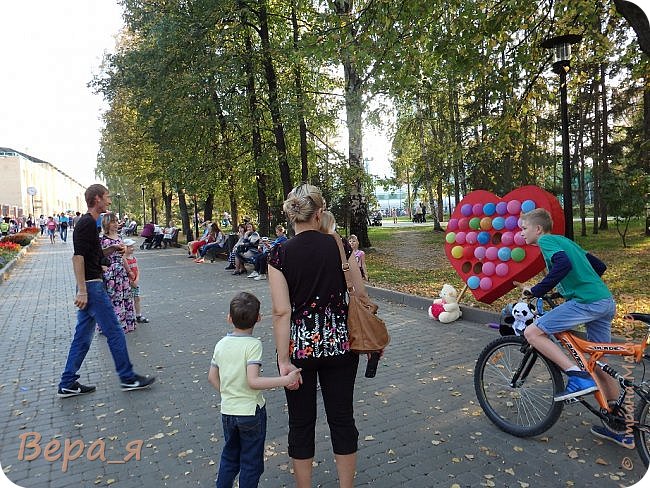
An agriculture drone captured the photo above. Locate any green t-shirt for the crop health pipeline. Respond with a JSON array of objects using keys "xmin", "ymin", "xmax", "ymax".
[
  {"xmin": 211, "ymin": 334, "xmax": 265, "ymax": 416},
  {"xmin": 538, "ymin": 234, "xmax": 611, "ymax": 304}
]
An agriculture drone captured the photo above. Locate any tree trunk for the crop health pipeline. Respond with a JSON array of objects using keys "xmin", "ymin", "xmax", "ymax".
[
  {"xmin": 162, "ymin": 180, "xmax": 172, "ymax": 226},
  {"xmin": 592, "ymin": 69, "xmax": 601, "ymax": 235},
  {"xmin": 178, "ymin": 189, "xmax": 193, "ymax": 242},
  {"xmin": 613, "ymin": 0, "xmax": 650, "ymax": 56},
  {"xmin": 599, "ymin": 63, "xmax": 609, "ymax": 230},
  {"xmin": 204, "ymin": 193, "xmax": 214, "ymax": 222},
  {"xmin": 257, "ymin": 0, "xmax": 292, "ymax": 198},
  {"xmin": 292, "ymin": 5, "xmax": 309, "ymax": 182}
]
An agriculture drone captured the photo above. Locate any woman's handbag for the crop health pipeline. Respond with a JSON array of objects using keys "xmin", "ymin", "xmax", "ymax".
[{"xmin": 333, "ymin": 235, "xmax": 390, "ymax": 353}]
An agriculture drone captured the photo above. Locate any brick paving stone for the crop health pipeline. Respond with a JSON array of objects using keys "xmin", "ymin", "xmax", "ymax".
[{"xmin": 0, "ymin": 236, "xmax": 648, "ymax": 487}]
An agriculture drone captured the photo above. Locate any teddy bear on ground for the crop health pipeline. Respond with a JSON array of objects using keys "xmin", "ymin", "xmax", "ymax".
[{"xmin": 428, "ymin": 284, "xmax": 462, "ymax": 323}]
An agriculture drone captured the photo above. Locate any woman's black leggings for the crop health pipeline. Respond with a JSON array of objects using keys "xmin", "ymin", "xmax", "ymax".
[{"xmin": 284, "ymin": 352, "xmax": 359, "ymax": 459}]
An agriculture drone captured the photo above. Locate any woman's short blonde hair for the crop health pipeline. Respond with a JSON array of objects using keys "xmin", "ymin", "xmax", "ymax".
[
  {"xmin": 101, "ymin": 212, "xmax": 118, "ymax": 234},
  {"xmin": 283, "ymin": 183, "xmax": 326, "ymax": 224}
]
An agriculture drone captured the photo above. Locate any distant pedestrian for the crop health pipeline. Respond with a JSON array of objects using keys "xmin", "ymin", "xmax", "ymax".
[
  {"xmin": 123, "ymin": 239, "xmax": 149, "ymax": 324},
  {"xmin": 58, "ymin": 183, "xmax": 154, "ymax": 398},
  {"xmin": 208, "ymin": 292, "xmax": 301, "ymax": 488},
  {"xmin": 348, "ymin": 234, "xmax": 368, "ymax": 282},
  {"xmin": 421, "ymin": 202, "xmax": 427, "ymax": 223},
  {"xmin": 391, "ymin": 208, "xmax": 397, "ymax": 224},
  {"xmin": 46, "ymin": 216, "xmax": 57, "ymax": 243},
  {"xmin": 72, "ymin": 211, "xmax": 82, "ymax": 229},
  {"xmin": 38, "ymin": 215, "xmax": 46, "ymax": 235},
  {"xmin": 59, "ymin": 212, "xmax": 69, "ymax": 242}
]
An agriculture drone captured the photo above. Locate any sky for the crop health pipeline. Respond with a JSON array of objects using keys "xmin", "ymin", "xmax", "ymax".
[{"xmin": 2, "ymin": 1, "xmax": 648, "ymax": 188}]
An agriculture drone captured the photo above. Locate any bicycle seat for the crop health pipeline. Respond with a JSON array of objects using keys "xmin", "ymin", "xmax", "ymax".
[{"xmin": 625, "ymin": 313, "xmax": 650, "ymax": 325}]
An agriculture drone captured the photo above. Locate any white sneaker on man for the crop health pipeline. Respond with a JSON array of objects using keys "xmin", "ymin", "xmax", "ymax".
[
  {"xmin": 254, "ymin": 274, "xmax": 267, "ymax": 280},
  {"xmin": 247, "ymin": 271, "xmax": 259, "ymax": 278}
]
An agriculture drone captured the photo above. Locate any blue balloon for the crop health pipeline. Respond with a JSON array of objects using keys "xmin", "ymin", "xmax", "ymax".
[
  {"xmin": 483, "ymin": 202, "xmax": 496, "ymax": 216},
  {"xmin": 467, "ymin": 276, "xmax": 480, "ymax": 289},
  {"xmin": 521, "ymin": 199, "xmax": 536, "ymax": 213},
  {"xmin": 477, "ymin": 231, "xmax": 491, "ymax": 245},
  {"xmin": 492, "ymin": 217, "xmax": 505, "ymax": 230},
  {"xmin": 498, "ymin": 247, "xmax": 511, "ymax": 262}
]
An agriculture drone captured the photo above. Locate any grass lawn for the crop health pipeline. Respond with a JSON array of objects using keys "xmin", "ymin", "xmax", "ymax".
[{"xmin": 365, "ymin": 218, "xmax": 650, "ymax": 336}]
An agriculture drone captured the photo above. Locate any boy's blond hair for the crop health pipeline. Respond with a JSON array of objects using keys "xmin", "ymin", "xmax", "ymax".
[{"xmin": 520, "ymin": 208, "xmax": 553, "ymax": 233}]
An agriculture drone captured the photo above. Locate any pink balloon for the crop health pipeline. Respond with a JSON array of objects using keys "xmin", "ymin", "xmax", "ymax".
[
  {"xmin": 501, "ymin": 232, "xmax": 514, "ymax": 246},
  {"xmin": 482, "ymin": 261, "xmax": 496, "ymax": 276},
  {"xmin": 458, "ymin": 218, "xmax": 469, "ymax": 230},
  {"xmin": 455, "ymin": 231, "xmax": 467, "ymax": 244},
  {"xmin": 507, "ymin": 200, "xmax": 521, "ymax": 214},
  {"xmin": 466, "ymin": 231, "xmax": 478, "ymax": 245},
  {"xmin": 447, "ymin": 219, "xmax": 459, "ymax": 231},
  {"xmin": 485, "ymin": 246, "xmax": 499, "ymax": 260},
  {"xmin": 474, "ymin": 246, "xmax": 486, "ymax": 260},
  {"xmin": 495, "ymin": 263, "xmax": 509, "ymax": 276},
  {"xmin": 472, "ymin": 203, "xmax": 483, "ymax": 216},
  {"xmin": 514, "ymin": 233, "xmax": 526, "ymax": 246},
  {"xmin": 480, "ymin": 277, "xmax": 493, "ymax": 290}
]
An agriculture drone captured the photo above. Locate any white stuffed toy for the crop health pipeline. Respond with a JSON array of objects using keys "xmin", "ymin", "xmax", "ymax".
[
  {"xmin": 428, "ymin": 284, "xmax": 462, "ymax": 323},
  {"xmin": 510, "ymin": 301, "xmax": 536, "ymax": 336}
]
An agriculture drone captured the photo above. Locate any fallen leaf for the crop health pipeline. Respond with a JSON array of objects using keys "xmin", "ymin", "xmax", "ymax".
[
  {"xmin": 595, "ymin": 458, "xmax": 609, "ymax": 466},
  {"xmin": 567, "ymin": 450, "xmax": 578, "ymax": 459},
  {"xmin": 505, "ymin": 468, "xmax": 515, "ymax": 475},
  {"xmin": 364, "ymin": 435, "xmax": 375, "ymax": 441}
]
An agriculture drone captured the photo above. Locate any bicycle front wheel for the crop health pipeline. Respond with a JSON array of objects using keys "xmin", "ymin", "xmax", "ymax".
[
  {"xmin": 634, "ymin": 398, "xmax": 650, "ymax": 468},
  {"xmin": 474, "ymin": 335, "xmax": 564, "ymax": 437}
]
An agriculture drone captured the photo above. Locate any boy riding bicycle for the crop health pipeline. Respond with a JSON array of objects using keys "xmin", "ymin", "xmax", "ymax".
[{"xmin": 515, "ymin": 208, "xmax": 631, "ymax": 448}]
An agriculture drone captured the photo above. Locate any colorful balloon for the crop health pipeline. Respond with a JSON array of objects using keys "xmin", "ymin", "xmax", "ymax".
[
  {"xmin": 498, "ymin": 247, "xmax": 511, "ymax": 261},
  {"xmin": 507, "ymin": 199, "xmax": 521, "ymax": 214},
  {"xmin": 472, "ymin": 203, "xmax": 484, "ymax": 216},
  {"xmin": 445, "ymin": 232, "xmax": 456, "ymax": 244},
  {"xmin": 480, "ymin": 217, "xmax": 492, "ymax": 230},
  {"xmin": 479, "ymin": 277, "xmax": 493, "ymax": 290},
  {"xmin": 467, "ymin": 276, "xmax": 480, "ymax": 289},
  {"xmin": 511, "ymin": 247, "xmax": 526, "ymax": 262},
  {"xmin": 451, "ymin": 246, "xmax": 463, "ymax": 259},
  {"xmin": 514, "ymin": 233, "xmax": 526, "ymax": 246},
  {"xmin": 458, "ymin": 218, "xmax": 469, "ymax": 230},
  {"xmin": 461, "ymin": 204, "xmax": 473, "ymax": 216},
  {"xmin": 496, "ymin": 201, "xmax": 508, "ymax": 215},
  {"xmin": 447, "ymin": 218, "xmax": 459, "ymax": 231},
  {"xmin": 505, "ymin": 216, "xmax": 519, "ymax": 230},
  {"xmin": 466, "ymin": 231, "xmax": 478, "ymax": 245},
  {"xmin": 501, "ymin": 231, "xmax": 514, "ymax": 246},
  {"xmin": 474, "ymin": 246, "xmax": 486, "ymax": 260},
  {"xmin": 477, "ymin": 231, "xmax": 491, "ymax": 245},
  {"xmin": 492, "ymin": 216, "xmax": 505, "ymax": 230},
  {"xmin": 495, "ymin": 263, "xmax": 509, "ymax": 276},
  {"xmin": 455, "ymin": 231, "xmax": 467, "ymax": 244},
  {"xmin": 469, "ymin": 217, "xmax": 481, "ymax": 230},
  {"xmin": 485, "ymin": 246, "xmax": 499, "ymax": 260},
  {"xmin": 483, "ymin": 202, "xmax": 496, "ymax": 216},
  {"xmin": 521, "ymin": 199, "xmax": 536, "ymax": 213},
  {"xmin": 482, "ymin": 261, "xmax": 496, "ymax": 276}
]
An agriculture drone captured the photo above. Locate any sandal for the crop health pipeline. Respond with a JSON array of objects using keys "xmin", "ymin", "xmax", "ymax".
[{"xmin": 136, "ymin": 316, "xmax": 150, "ymax": 323}]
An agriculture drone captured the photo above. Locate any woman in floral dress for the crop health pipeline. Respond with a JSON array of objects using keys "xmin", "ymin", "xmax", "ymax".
[{"xmin": 100, "ymin": 213, "xmax": 136, "ymax": 333}]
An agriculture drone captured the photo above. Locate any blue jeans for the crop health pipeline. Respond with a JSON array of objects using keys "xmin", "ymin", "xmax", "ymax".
[
  {"xmin": 217, "ymin": 405, "xmax": 266, "ymax": 488},
  {"xmin": 199, "ymin": 242, "xmax": 224, "ymax": 258},
  {"xmin": 536, "ymin": 297, "xmax": 616, "ymax": 343},
  {"xmin": 59, "ymin": 280, "xmax": 135, "ymax": 388},
  {"xmin": 59, "ymin": 225, "xmax": 68, "ymax": 241}
]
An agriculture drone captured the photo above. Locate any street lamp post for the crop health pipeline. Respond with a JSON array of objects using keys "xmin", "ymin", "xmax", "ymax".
[
  {"xmin": 541, "ymin": 34, "xmax": 582, "ymax": 241},
  {"xmin": 141, "ymin": 185, "xmax": 146, "ymax": 226},
  {"xmin": 115, "ymin": 193, "xmax": 122, "ymax": 218}
]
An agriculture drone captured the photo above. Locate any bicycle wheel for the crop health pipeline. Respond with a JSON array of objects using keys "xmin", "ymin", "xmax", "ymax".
[
  {"xmin": 634, "ymin": 398, "xmax": 650, "ymax": 468},
  {"xmin": 474, "ymin": 335, "xmax": 564, "ymax": 437}
]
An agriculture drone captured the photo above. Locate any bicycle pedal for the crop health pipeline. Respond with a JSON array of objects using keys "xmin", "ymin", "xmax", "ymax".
[{"xmin": 563, "ymin": 397, "xmax": 580, "ymax": 404}]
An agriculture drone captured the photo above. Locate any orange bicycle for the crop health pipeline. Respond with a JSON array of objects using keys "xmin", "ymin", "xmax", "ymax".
[{"xmin": 474, "ymin": 293, "xmax": 650, "ymax": 467}]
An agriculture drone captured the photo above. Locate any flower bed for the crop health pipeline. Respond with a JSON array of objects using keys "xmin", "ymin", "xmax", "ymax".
[
  {"xmin": 0, "ymin": 241, "xmax": 22, "ymax": 268},
  {"xmin": 2, "ymin": 232, "xmax": 36, "ymax": 247}
]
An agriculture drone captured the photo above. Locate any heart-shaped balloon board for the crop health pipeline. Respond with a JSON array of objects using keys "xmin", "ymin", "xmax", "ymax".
[{"xmin": 444, "ymin": 186, "xmax": 564, "ymax": 304}]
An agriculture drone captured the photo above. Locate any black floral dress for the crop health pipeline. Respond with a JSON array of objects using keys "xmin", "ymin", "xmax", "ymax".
[{"xmin": 100, "ymin": 236, "xmax": 136, "ymax": 333}]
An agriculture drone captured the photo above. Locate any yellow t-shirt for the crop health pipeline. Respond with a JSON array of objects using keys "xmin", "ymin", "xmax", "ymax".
[{"xmin": 211, "ymin": 334, "xmax": 265, "ymax": 415}]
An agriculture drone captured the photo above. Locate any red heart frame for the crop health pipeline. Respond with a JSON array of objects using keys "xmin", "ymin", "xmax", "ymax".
[{"xmin": 444, "ymin": 186, "xmax": 564, "ymax": 304}]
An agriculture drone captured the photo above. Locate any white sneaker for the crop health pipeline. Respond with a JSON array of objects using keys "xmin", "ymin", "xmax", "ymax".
[
  {"xmin": 247, "ymin": 271, "xmax": 259, "ymax": 278},
  {"xmin": 254, "ymin": 274, "xmax": 267, "ymax": 280}
]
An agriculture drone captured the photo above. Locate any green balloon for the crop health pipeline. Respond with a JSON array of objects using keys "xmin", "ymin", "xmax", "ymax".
[
  {"xmin": 511, "ymin": 247, "xmax": 526, "ymax": 262},
  {"xmin": 469, "ymin": 217, "xmax": 481, "ymax": 230},
  {"xmin": 446, "ymin": 232, "xmax": 456, "ymax": 244}
]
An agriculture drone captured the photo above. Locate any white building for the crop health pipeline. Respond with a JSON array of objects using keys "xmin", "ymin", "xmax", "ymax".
[{"xmin": 0, "ymin": 147, "xmax": 86, "ymax": 218}]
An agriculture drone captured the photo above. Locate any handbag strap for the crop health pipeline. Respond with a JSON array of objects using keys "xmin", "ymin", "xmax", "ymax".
[{"xmin": 332, "ymin": 235, "xmax": 354, "ymax": 293}]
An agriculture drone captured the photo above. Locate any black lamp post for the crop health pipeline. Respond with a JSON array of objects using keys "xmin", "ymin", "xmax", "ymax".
[
  {"xmin": 141, "ymin": 185, "xmax": 146, "ymax": 226},
  {"xmin": 115, "ymin": 193, "xmax": 122, "ymax": 218},
  {"xmin": 541, "ymin": 34, "xmax": 582, "ymax": 240}
]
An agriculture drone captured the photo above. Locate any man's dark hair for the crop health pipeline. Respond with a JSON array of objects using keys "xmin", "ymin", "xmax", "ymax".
[
  {"xmin": 85, "ymin": 184, "xmax": 108, "ymax": 207},
  {"xmin": 229, "ymin": 292, "xmax": 260, "ymax": 329}
]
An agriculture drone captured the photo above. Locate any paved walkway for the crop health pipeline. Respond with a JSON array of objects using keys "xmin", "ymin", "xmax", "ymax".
[{"xmin": 0, "ymin": 237, "xmax": 648, "ymax": 487}]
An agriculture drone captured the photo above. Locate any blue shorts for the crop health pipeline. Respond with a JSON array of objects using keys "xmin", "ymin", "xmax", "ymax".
[{"xmin": 536, "ymin": 297, "xmax": 615, "ymax": 343}]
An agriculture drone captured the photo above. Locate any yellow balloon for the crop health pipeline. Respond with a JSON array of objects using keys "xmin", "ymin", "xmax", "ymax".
[{"xmin": 451, "ymin": 246, "xmax": 463, "ymax": 259}]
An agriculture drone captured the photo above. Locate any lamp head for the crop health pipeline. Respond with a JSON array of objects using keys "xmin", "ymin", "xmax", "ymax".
[{"xmin": 541, "ymin": 34, "xmax": 582, "ymax": 74}]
